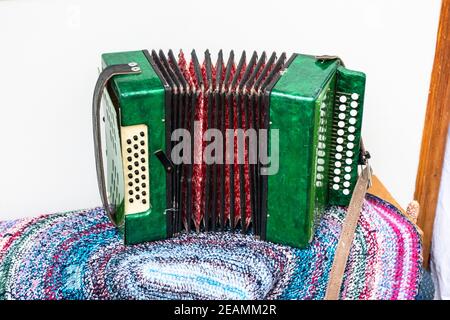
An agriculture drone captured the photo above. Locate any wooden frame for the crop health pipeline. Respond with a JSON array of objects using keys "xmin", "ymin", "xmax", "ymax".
[{"xmin": 414, "ymin": 0, "xmax": 450, "ymax": 269}]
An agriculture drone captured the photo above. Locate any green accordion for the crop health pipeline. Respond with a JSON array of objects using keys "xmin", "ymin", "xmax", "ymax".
[{"xmin": 93, "ymin": 49, "xmax": 366, "ymax": 248}]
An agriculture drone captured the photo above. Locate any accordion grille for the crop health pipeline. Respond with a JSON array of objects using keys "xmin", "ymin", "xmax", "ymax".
[{"xmin": 104, "ymin": 91, "xmax": 124, "ymax": 221}]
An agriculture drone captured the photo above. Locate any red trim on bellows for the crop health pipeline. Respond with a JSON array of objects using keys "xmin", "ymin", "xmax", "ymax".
[{"xmin": 169, "ymin": 51, "xmax": 270, "ymax": 230}]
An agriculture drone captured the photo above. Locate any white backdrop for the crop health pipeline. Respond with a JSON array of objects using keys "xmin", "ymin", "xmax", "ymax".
[
  {"xmin": 0, "ymin": 0, "xmax": 441, "ymax": 219},
  {"xmin": 432, "ymin": 128, "xmax": 450, "ymax": 299}
]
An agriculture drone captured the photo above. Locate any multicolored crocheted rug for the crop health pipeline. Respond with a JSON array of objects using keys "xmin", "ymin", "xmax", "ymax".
[{"xmin": 0, "ymin": 194, "xmax": 421, "ymax": 300}]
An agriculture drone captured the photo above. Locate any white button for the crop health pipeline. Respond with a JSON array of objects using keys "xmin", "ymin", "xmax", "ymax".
[{"xmin": 339, "ymin": 96, "xmax": 347, "ymax": 103}]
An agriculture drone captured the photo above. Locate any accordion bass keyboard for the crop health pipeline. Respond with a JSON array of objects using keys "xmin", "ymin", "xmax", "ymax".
[{"xmin": 94, "ymin": 49, "xmax": 366, "ymax": 247}]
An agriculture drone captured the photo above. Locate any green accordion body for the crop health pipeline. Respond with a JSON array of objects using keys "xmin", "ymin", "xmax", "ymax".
[{"xmin": 98, "ymin": 50, "xmax": 366, "ymax": 247}]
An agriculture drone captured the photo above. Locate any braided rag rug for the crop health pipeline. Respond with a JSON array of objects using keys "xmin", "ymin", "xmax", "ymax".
[{"xmin": 0, "ymin": 194, "xmax": 421, "ymax": 300}]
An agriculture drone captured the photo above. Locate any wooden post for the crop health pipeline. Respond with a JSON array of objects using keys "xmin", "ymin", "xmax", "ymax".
[{"xmin": 415, "ymin": 0, "xmax": 450, "ymax": 269}]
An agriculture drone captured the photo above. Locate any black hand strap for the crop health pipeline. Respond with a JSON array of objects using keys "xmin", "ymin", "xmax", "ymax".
[{"xmin": 92, "ymin": 63, "xmax": 141, "ymax": 225}]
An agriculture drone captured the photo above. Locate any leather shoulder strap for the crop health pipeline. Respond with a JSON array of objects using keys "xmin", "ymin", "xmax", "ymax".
[{"xmin": 325, "ymin": 164, "xmax": 372, "ymax": 300}]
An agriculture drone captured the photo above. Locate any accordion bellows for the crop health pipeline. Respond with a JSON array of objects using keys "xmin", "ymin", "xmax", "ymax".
[{"xmin": 99, "ymin": 49, "xmax": 366, "ymax": 247}]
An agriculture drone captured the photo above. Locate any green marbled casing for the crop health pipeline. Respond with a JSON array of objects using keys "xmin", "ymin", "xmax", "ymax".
[
  {"xmin": 102, "ymin": 51, "xmax": 168, "ymax": 245},
  {"xmin": 266, "ymin": 54, "xmax": 365, "ymax": 247}
]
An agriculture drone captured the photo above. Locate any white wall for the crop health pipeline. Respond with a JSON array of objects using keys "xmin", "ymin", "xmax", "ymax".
[
  {"xmin": 0, "ymin": 0, "xmax": 441, "ymax": 219},
  {"xmin": 432, "ymin": 128, "xmax": 450, "ymax": 299}
]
